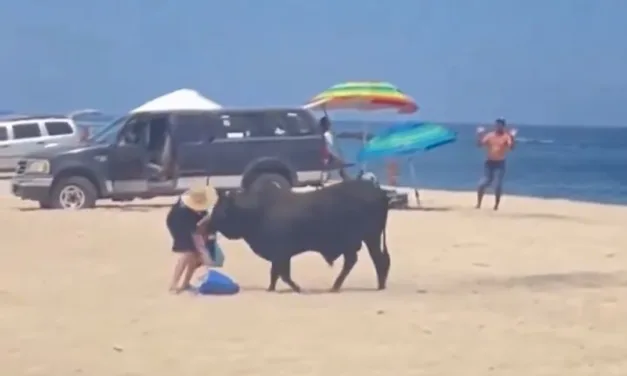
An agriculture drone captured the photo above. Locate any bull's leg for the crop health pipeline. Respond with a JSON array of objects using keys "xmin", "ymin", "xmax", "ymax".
[
  {"xmin": 364, "ymin": 235, "xmax": 390, "ymax": 290},
  {"xmin": 268, "ymin": 262, "xmax": 280, "ymax": 292},
  {"xmin": 330, "ymin": 251, "xmax": 358, "ymax": 292},
  {"xmin": 278, "ymin": 259, "xmax": 302, "ymax": 293}
]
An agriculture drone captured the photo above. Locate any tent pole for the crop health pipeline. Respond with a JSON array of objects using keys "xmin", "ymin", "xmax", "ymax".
[
  {"xmin": 408, "ymin": 158, "xmax": 420, "ymax": 207},
  {"xmin": 360, "ymin": 122, "xmax": 368, "ymax": 173},
  {"xmin": 319, "ymin": 105, "xmax": 329, "ymax": 187}
]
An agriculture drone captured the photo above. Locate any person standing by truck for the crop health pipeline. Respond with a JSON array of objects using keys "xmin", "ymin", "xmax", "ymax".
[{"xmin": 320, "ymin": 116, "xmax": 349, "ymax": 181}]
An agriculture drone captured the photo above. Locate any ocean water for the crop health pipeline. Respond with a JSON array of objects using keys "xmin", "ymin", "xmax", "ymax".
[{"xmin": 334, "ymin": 121, "xmax": 627, "ymax": 205}]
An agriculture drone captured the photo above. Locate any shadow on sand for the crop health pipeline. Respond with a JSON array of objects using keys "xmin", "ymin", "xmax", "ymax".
[
  {"xmin": 239, "ymin": 286, "xmax": 381, "ymax": 294},
  {"xmin": 15, "ymin": 203, "xmax": 171, "ymax": 212},
  {"xmin": 392, "ymin": 206, "xmax": 455, "ymax": 212},
  {"xmin": 465, "ymin": 271, "xmax": 627, "ymax": 291},
  {"xmin": 497, "ymin": 211, "xmax": 591, "ymax": 223},
  {"xmin": 240, "ymin": 271, "xmax": 627, "ymax": 296},
  {"xmin": 97, "ymin": 203, "xmax": 171, "ymax": 211}
]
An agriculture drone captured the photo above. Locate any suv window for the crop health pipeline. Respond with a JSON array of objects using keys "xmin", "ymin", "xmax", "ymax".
[
  {"xmin": 0, "ymin": 126, "xmax": 7, "ymax": 141},
  {"xmin": 171, "ymin": 113, "xmax": 214, "ymax": 143},
  {"xmin": 12, "ymin": 123, "xmax": 42, "ymax": 139},
  {"xmin": 219, "ymin": 113, "xmax": 255, "ymax": 138},
  {"xmin": 254, "ymin": 112, "xmax": 289, "ymax": 137},
  {"xmin": 276, "ymin": 111, "xmax": 316, "ymax": 136},
  {"xmin": 220, "ymin": 111, "xmax": 312, "ymax": 138},
  {"xmin": 45, "ymin": 121, "xmax": 74, "ymax": 136}
]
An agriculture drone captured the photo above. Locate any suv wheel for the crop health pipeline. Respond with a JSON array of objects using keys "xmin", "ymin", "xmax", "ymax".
[
  {"xmin": 248, "ymin": 173, "xmax": 291, "ymax": 195},
  {"xmin": 50, "ymin": 176, "xmax": 98, "ymax": 210}
]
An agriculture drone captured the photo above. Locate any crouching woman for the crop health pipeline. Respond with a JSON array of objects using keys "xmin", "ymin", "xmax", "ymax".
[{"xmin": 166, "ymin": 185, "xmax": 219, "ymax": 293}]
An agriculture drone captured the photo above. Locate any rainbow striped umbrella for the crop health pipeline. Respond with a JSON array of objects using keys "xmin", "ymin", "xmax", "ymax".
[{"xmin": 305, "ymin": 81, "xmax": 418, "ymax": 114}]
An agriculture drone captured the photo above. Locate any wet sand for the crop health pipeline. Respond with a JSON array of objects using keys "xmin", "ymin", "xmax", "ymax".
[{"xmin": 1, "ymin": 190, "xmax": 626, "ymax": 376}]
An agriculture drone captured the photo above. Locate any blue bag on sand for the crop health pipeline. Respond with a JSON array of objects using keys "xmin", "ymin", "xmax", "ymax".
[
  {"xmin": 207, "ymin": 241, "xmax": 225, "ymax": 267},
  {"xmin": 198, "ymin": 270, "xmax": 240, "ymax": 295}
]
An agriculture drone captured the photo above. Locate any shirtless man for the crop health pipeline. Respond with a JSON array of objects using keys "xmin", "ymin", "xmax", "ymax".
[{"xmin": 476, "ymin": 118, "xmax": 517, "ymax": 210}]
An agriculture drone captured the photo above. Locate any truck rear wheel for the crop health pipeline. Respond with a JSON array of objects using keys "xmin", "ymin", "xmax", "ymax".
[
  {"xmin": 50, "ymin": 176, "xmax": 98, "ymax": 210},
  {"xmin": 247, "ymin": 173, "xmax": 291, "ymax": 195},
  {"xmin": 38, "ymin": 201, "xmax": 53, "ymax": 209}
]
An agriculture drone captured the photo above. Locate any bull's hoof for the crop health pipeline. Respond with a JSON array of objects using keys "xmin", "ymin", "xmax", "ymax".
[
  {"xmin": 289, "ymin": 285, "xmax": 302, "ymax": 293},
  {"xmin": 267, "ymin": 286, "xmax": 276, "ymax": 292},
  {"xmin": 330, "ymin": 286, "xmax": 341, "ymax": 293}
]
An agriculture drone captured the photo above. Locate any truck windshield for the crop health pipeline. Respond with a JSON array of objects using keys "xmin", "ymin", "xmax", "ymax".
[{"xmin": 89, "ymin": 115, "xmax": 129, "ymax": 144}]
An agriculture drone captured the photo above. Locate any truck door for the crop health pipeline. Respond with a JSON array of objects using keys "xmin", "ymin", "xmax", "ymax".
[
  {"xmin": 145, "ymin": 116, "xmax": 181, "ymax": 195},
  {"xmin": 203, "ymin": 113, "xmax": 254, "ymax": 189},
  {"xmin": 170, "ymin": 113, "xmax": 215, "ymax": 191},
  {"xmin": 108, "ymin": 120, "xmax": 149, "ymax": 194}
]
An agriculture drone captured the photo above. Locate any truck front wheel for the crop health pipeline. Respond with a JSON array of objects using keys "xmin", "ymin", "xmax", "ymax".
[{"xmin": 50, "ymin": 176, "xmax": 98, "ymax": 210}]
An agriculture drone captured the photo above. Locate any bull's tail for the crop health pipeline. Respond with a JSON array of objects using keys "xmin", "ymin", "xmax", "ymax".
[
  {"xmin": 374, "ymin": 201, "xmax": 391, "ymax": 289},
  {"xmin": 381, "ymin": 224, "xmax": 389, "ymax": 257},
  {"xmin": 380, "ymin": 196, "xmax": 390, "ymax": 256},
  {"xmin": 378, "ymin": 225, "xmax": 391, "ymax": 289}
]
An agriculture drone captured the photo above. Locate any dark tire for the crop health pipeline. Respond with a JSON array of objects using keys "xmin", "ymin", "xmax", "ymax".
[
  {"xmin": 50, "ymin": 176, "xmax": 98, "ymax": 210},
  {"xmin": 38, "ymin": 201, "xmax": 53, "ymax": 209},
  {"xmin": 247, "ymin": 173, "xmax": 291, "ymax": 195}
]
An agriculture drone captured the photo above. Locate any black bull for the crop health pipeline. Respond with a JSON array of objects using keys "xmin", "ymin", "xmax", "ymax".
[{"xmin": 198, "ymin": 180, "xmax": 391, "ymax": 292}]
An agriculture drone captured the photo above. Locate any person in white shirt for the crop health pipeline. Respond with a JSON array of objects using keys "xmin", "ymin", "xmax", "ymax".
[{"xmin": 320, "ymin": 116, "xmax": 349, "ymax": 180}]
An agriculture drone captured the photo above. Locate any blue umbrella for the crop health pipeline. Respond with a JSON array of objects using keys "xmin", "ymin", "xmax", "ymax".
[{"xmin": 357, "ymin": 122, "xmax": 456, "ymax": 162}]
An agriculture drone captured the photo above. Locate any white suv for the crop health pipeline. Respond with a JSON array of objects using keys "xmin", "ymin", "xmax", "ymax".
[{"xmin": 0, "ymin": 115, "xmax": 85, "ymax": 172}]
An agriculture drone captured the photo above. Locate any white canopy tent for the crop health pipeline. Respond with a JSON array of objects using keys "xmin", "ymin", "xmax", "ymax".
[{"xmin": 130, "ymin": 89, "xmax": 222, "ymax": 114}]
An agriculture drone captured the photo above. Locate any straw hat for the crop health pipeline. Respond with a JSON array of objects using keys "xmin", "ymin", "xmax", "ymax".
[{"xmin": 180, "ymin": 185, "xmax": 218, "ymax": 212}]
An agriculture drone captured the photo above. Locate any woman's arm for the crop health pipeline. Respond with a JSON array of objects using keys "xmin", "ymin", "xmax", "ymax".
[
  {"xmin": 193, "ymin": 212, "xmax": 215, "ymax": 265},
  {"xmin": 196, "ymin": 212, "xmax": 212, "ymax": 234},
  {"xmin": 192, "ymin": 233, "xmax": 213, "ymax": 266}
]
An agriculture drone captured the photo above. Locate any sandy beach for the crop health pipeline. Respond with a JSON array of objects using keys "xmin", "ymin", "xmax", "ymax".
[{"xmin": 1, "ymin": 186, "xmax": 627, "ymax": 376}]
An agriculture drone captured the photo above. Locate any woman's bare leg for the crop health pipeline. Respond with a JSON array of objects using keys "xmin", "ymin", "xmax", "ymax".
[
  {"xmin": 193, "ymin": 234, "xmax": 214, "ymax": 266},
  {"xmin": 170, "ymin": 253, "xmax": 190, "ymax": 293},
  {"xmin": 179, "ymin": 253, "xmax": 202, "ymax": 292}
]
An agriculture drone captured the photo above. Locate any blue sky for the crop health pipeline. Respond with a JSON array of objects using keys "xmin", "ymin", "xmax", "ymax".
[{"xmin": 1, "ymin": 0, "xmax": 626, "ymax": 126}]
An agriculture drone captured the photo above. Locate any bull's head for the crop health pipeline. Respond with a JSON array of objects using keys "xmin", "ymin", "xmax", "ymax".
[{"xmin": 200, "ymin": 189, "xmax": 261, "ymax": 240}]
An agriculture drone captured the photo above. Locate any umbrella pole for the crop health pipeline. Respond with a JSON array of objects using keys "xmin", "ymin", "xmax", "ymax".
[
  {"xmin": 408, "ymin": 158, "xmax": 420, "ymax": 207},
  {"xmin": 360, "ymin": 122, "xmax": 368, "ymax": 173}
]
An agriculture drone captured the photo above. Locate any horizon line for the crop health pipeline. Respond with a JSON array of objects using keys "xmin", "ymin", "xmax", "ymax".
[{"xmin": 334, "ymin": 119, "xmax": 627, "ymax": 128}]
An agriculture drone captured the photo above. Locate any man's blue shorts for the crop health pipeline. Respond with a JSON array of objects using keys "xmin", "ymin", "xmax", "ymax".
[{"xmin": 481, "ymin": 160, "xmax": 506, "ymax": 188}]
